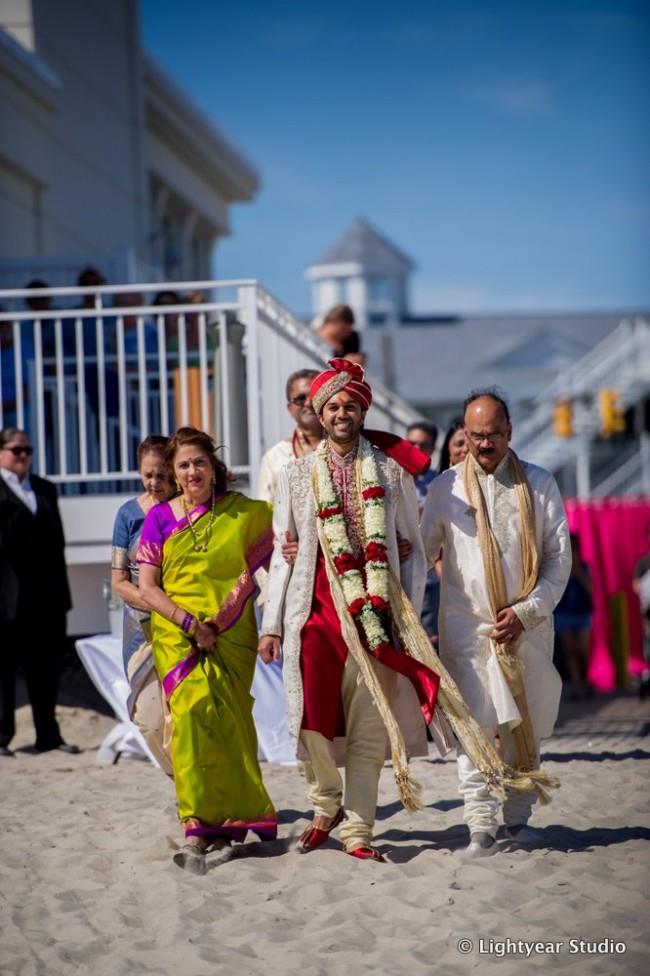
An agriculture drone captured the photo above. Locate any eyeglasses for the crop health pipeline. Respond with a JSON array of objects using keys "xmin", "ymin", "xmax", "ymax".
[
  {"xmin": 2, "ymin": 445, "xmax": 34, "ymax": 456},
  {"xmin": 288, "ymin": 394, "xmax": 310, "ymax": 406},
  {"xmin": 466, "ymin": 431, "xmax": 507, "ymax": 445},
  {"xmin": 408, "ymin": 440, "xmax": 432, "ymax": 451}
]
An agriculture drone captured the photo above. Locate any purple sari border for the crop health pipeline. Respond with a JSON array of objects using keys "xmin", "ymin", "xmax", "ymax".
[
  {"xmin": 208, "ymin": 526, "xmax": 273, "ymax": 636},
  {"xmin": 162, "ymin": 649, "xmax": 200, "ymax": 700},
  {"xmin": 167, "ymin": 491, "xmax": 227, "ymax": 541},
  {"xmin": 185, "ymin": 817, "xmax": 278, "ymax": 842},
  {"xmin": 246, "ymin": 527, "xmax": 274, "ymax": 575}
]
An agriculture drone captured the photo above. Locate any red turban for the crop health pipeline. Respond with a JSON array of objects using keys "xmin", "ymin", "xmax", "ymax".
[
  {"xmin": 310, "ymin": 359, "xmax": 431, "ymax": 476},
  {"xmin": 310, "ymin": 358, "xmax": 372, "ymax": 414}
]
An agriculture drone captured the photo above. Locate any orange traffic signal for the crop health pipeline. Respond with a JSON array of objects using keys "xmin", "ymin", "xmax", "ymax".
[
  {"xmin": 553, "ymin": 397, "xmax": 573, "ymax": 438},
  {"xmin": 598, "ymin": 389, "xmax": 625, "ymax": 437}
]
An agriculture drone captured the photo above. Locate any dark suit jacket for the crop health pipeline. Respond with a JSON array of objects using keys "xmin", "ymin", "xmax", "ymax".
[{"xmin": 0, "ymin": 473, "xmax": 72, "ymax": 620}]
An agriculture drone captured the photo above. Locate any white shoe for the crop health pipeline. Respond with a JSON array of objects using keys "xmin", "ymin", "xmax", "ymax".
[
  {"xmin": 462, "ymin": 831, "xmax": 498, "ymax": 858},
  {"xmin": 503, "ymin": 824, "xmax": 543, "ymax": 845}
]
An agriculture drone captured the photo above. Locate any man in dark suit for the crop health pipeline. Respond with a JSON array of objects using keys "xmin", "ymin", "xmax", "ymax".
[{"xmin": 0, "ymin": 427, "xmax": 78, "ymax": 756}]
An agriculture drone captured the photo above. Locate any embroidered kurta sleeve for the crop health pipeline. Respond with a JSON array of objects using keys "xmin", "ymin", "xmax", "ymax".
[
  {"xmin": 512, "ymin": 472, "xmax": 571, "ymax": 632},
  {"xmin": 260, "ymin": 466, "xmax": 296, "ymax": 637},
  {"xmin": 419, "ymin": 477, "xmax": 446, "ymax": 570},
  {"xmin": 395, "ymin": 467, "xmax": 427, "ymax": 613}
]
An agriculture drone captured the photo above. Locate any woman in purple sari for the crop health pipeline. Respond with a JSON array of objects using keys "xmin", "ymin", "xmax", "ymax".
[{"xmin": 138, "ymin": 427, "xmax": 277, "ymax": 874}]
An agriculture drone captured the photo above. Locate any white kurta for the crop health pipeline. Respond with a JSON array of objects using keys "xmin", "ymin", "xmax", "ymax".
[
  {"xmin": 257, "ymin": 438, "xmax": 295, "ymax": 503},
  {"xmin": 420, "ymin": 455, "xmax": 571, "ymax": 739},
  {"xmin": 261, "ymin": 445, "xmax": 428, "ymax": 759}
]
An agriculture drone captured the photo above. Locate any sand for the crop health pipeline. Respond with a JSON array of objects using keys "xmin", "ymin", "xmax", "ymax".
[{"xmin": 1, "ymin": 693, "xmax": 648, "ymax": 976}]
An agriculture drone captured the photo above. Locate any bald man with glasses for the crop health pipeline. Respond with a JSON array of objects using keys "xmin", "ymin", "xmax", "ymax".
[
  {"xmin": 0, "ymin": 427, "xmax": 77, "ymax": 756},
  {"xmin": 420, "ymin": 391, "xmax": 570, "ymax": 857}
]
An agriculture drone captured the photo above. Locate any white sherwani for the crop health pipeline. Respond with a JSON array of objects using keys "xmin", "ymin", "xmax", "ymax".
[
  {"xmin": 420, "ymin": 455, "xmax": 571, "ymax": 739},
  {"xmin": 261, "ymin": 446, "xmax": 428, "ymax": 759}
]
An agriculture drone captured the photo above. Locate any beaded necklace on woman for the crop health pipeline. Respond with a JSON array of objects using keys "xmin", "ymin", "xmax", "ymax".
[{"xmin": 181, "ymin": 484, "xmax": 218, "ymax": 553}]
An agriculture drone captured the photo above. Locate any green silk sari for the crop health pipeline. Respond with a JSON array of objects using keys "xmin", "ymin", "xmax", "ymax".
[{"xmin": 138, "ymin": 491, "xmax": 277, "ymax": 841}]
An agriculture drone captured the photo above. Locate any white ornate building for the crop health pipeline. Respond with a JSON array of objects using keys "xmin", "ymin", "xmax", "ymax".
[{"xmin": 0, "ymin": 0, "xmax": 258, "ymax": 287}]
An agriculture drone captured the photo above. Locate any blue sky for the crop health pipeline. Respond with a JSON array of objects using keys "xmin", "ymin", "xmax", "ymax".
[{"xmin": 141, "ymin": 0, "xmax": 649, "ymax": 316}]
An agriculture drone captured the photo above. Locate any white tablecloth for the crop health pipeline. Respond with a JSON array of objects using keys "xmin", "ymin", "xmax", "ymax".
[{"xmin": 75, "ymin": 635, "xmax": 295, "ymax": 766}]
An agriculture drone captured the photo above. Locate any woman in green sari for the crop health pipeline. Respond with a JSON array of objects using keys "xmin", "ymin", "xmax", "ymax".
[{"xmin": 138, "ymin": 427, "xmax": 277, "ymax": 874}]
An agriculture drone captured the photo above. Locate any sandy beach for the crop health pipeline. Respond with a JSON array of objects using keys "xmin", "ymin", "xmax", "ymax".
[{"xmin": 1, "ymin": 690, "xmax": 648, "ymax": 976}]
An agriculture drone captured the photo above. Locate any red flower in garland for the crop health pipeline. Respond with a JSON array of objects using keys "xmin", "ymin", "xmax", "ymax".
[
  {"xmin": 362, "ymin": 486, "xmax": 385, "ymax": 501},
  {"xmin": 348, "ymin": 598, "xmax": 366, "ymax": 617},
  {"xmin": 368, "ymin": 641, "xmax": 393, "ymax": 659},
  {"xmin": 369, "ymin": 595, "xmax": 390, "ymax": 613},
  {"xmin": 365, "ymin": 541, "xmax": 388, "ymax": 563},
  {"xmin": 334, "ymin": 552, "xmax": 359, "ymax": 575},
  {"xmin": 318, "ymin": 505, "xmax": 343, "ymax": 520}
]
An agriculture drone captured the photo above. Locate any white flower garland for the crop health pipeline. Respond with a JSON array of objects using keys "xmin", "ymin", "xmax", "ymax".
[{"xmin": 314, "ymin": 437, "xmax": 392, "ymax": 652}]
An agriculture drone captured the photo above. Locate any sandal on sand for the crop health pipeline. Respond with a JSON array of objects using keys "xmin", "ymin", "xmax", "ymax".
[
  {"xmin": 346, "ymin": 846, "xmax": 385, "ymax": 862},
  {"xmin": 296, "ymin": 808, "xmax": 345, "ymax": 854},
  {"xmin": 173, "ymin": 843, "xmax": 207, "ymax": 875}
]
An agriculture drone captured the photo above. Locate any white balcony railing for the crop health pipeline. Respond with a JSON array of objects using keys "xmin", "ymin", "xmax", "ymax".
[{"xmin": 0, "ymin": 279, "xmax": 422, "ymax": 491}]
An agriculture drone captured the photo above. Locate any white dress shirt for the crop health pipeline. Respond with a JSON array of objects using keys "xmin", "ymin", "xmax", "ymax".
[{"xmin": 1, "ymin": 467, "xmax": 38, "ymax": 514}]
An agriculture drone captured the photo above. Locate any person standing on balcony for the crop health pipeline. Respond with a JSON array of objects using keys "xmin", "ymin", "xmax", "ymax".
[
  {"xmin": 257, "ymin": 359, "xmax": 441, "ymax": 861},
  {"xmin": 420, "ymin": 390, "xmax": 571, "ymax": 858},
  {"xmin": 317, "ymin": 304, "xmax": 365, "ymax": 364},
  {"xmin": 138, "ymin": 427, "xmax": 277, "ymax": 874},
  {"xmin": 0, "ymin": 427, "xmax": 78, "ymax": 757},
  {"xmin": 111, "ymin": 435, "xmax": 175, "ymax": 773}
]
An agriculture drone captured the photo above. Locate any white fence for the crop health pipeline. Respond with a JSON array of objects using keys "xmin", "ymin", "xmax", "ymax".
[{"xmin": 0, "ymin": 279, "xmax": 421, "ymax": 490}]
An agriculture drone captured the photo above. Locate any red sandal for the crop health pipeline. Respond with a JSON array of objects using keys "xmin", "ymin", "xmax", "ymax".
[
  {"xmin": 296, "ymin": 807, "xmax": 345, "ymax": 853},
  {"xmin": 346, "ymin": 846, "xmax": 385, "ymax": 862}
]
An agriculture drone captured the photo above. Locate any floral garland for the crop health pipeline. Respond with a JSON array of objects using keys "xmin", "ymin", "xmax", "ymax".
[{"xmin": 313, "ymin": 437, "xmax": 393, "ymax": 655}]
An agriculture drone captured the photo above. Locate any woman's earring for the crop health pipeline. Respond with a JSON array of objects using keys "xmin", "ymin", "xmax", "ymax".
[{"xmin": 176, "ymin": 481, "xmax": 182, "ymax": 493}]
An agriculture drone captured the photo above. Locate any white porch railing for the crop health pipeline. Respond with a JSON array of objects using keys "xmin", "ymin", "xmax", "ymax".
[{"xmin": 0, "ymin": 279, "xmax": 422, "ymax": 491}]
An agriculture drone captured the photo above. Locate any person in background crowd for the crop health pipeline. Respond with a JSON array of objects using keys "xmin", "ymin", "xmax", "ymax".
[
  {"xmin": 77, "ymin": 266, "xmax": 106, "ymax": 309},
  {"xmin": 138, "ymin": 427, "xmax": 277, "ymax": 874},
  {"xmin": 0, "ymin": 427, "xmax": 78, "ymax": 757},
  {"xmin": 317, "ymin": 304, "xmax": 357, "ymax": 358},
  {"xmin": 406, "ymin": 421, "xmax": 439, "ymax": 642},
  {"xmin": 554, "ymin": 533, "xmax": 594, "ymax": 700},
  {"xmin": 111, "ymin": 435, "xmax": 174, "ymax": 773},
  {"xmin": 406, "ymin": 422, "xmax": 438, "ymax": 512},
  {"xmin": 0, "ymin": 281, "xmax": 51, "ymax": 432},
  {"xmin": 438, "ymin": 418, "xmax": 469, "ymax": 473},
  {"xmin": 421, "ymin": 390, "xmax": 571, "ymax": 858},
  {"xmin": 340, "ymin": 329, "xmax": 366, "ymax": 367},
  {"xmin": 257, "ymin": 369, "xmax": 322, "ymax": 503}
]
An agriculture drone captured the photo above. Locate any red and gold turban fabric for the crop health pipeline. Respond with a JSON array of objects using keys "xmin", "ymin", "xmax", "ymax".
[{"xmin": 310, "ymin": 358, "xmax": 372, "ymax": 414}]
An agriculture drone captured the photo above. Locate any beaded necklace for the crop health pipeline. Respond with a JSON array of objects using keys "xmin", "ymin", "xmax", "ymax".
[{"xmin": 181, "ymin": 486, "xmax": 217, "ymax": 552}]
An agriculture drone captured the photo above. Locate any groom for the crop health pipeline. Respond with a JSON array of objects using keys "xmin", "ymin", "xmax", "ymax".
[{"xmin": 258, "ymin": 359, "xmax": 440, "ymax": 861}]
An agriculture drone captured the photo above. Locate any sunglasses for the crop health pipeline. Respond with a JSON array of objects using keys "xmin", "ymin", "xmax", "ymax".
[
  {"xmin": 288, "ymin": 394, "xmax": 310, "ymax": 406},
  {"xmin": 3, "ymin": 445, "xmax": 34, "ymax": 457}
]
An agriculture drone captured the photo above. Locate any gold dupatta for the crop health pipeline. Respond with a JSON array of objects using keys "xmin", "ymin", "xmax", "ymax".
[{"xmin": 462, "ymin": 450, "xmax": 558, "ymax": 801}]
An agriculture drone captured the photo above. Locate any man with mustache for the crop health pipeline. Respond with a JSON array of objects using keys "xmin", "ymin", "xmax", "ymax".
[
  {"xmin": 420, "ymin": 390, "xmax": 571, "ymax": 857},
  {"xmin": 257, "ymin": 369, "xmax": 322, "ymax": 504}
]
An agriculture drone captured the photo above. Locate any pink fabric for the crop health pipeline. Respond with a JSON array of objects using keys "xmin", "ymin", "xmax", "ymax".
[{"xmin": 565, "ymin": 497, "xmax": 650, "ymax": 690}]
